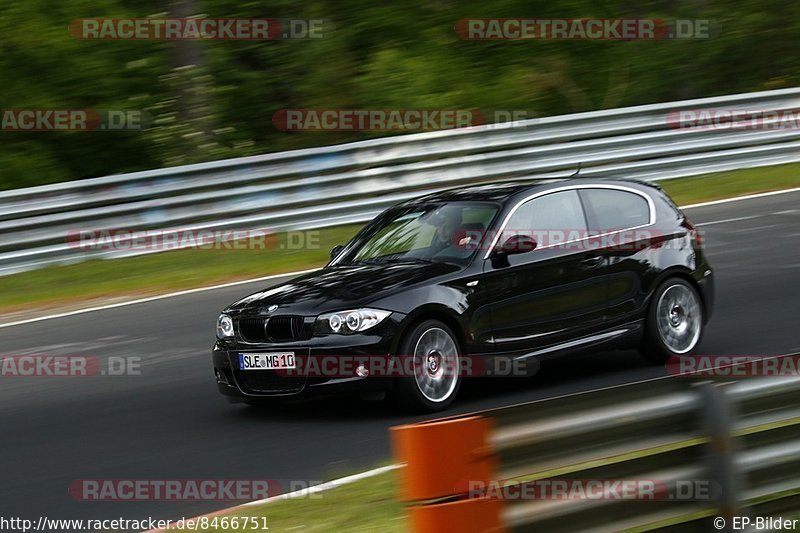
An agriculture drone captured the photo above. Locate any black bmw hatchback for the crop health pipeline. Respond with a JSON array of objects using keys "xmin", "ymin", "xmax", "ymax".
[{"xmin": 213, "ymin": 179, "xmax": 713, "ymax": 411}]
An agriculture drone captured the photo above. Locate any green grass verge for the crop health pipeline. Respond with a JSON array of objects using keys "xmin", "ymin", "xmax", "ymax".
[
  {"xmin": 2, "ymin": 162, "xmax": 799, "ymax": 316},
  {"xmin": 169, "ymin": 444, "xmax": 800, "ymax": 532},
  {"xmin": 656, "ymin": 163, "xmax": 800, "ymax": 205},
  {"xmin": 171, "ymin": 468, "xmax": 405, "ymax": 533},
  {"xmin": 0, "ymin": 224, "xmax": 360, "ymax": 314}
]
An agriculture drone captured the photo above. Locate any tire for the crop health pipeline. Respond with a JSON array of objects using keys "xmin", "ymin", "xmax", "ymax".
[
  {"xmin": 642, "ymin": 277, "xmax": 704, "ymax": 364},
  {"xmin": 392, "ymin": 319, "xmax": 462, "ymax": 412}
]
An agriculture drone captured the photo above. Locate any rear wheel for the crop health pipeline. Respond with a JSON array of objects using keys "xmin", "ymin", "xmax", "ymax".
[
  {"xmin": 642, "ymin": 278, "xmax": 704, "ymax": 364},
  {"xmin": 393, "ymin": 320, "xmax": 462, "ymax": 412}
]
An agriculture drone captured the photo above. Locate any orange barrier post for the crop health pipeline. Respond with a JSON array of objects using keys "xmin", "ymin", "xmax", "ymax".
[{"xmin": 391, "ymin": 416, "xmax": 504, "ymax": 533}]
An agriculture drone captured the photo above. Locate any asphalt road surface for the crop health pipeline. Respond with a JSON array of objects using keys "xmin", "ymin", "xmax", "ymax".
[{"xmin": 1, "ymin": 190, "xmax": 798, "ymax": 525}]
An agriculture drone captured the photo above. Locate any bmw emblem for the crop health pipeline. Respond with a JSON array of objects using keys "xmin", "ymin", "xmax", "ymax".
[{"xmin": 267, "ymin": 304, "xmax": 279, "ymax": 313}]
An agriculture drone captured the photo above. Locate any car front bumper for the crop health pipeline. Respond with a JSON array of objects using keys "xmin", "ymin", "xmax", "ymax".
[{"xmin": 212, "ymin": 313, "xmax": 405, "ymax": 402}]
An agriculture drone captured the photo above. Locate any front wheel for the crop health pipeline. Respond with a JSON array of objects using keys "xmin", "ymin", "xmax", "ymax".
[
  {"xmin": 642, "ymin": 277, "xmax": 704, "ymax": 364},
  {"xmin": 393, "ymin": 320, "xmax": 462, "ymax": 412}
]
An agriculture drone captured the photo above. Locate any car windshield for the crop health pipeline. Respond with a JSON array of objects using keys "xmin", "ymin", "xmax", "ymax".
[{"xmin": 341, "ymin": 202, "xmax": 499, "ymax": 266}]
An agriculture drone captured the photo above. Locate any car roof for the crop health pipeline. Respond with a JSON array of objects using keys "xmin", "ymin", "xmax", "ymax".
[{"xmin": 407, "ymin": 178, "xmax": 661, "ymax": 205}]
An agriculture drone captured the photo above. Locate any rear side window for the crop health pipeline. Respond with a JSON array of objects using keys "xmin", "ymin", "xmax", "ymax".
[{"xmin": 580, "ymin": 189, "xmax": 651, "ymax": 232}]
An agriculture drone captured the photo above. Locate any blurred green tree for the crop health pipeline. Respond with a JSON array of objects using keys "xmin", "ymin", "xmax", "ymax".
[{"xmin": 0, "ymin": 0, "xmax": 797, "ymax": 189}]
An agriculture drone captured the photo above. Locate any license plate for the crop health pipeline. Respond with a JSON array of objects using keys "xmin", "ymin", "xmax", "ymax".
[{"xmin": 239, "ymin": 352, "xmax": 296, "ymax": 370}]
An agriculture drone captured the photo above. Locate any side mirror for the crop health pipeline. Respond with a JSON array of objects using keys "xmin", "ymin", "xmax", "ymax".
[
  {"xmin": 330, "ymin": 245, "xmax": 344, "ymax": 260},
  {"xmin": 497, "ymin": 234, "xmax": 537, "ymax": 256}
]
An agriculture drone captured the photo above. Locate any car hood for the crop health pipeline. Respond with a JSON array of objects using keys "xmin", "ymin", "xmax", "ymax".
[{"xmin": 224, "ymin": 262, "xmax": 461, "ymax": 316}]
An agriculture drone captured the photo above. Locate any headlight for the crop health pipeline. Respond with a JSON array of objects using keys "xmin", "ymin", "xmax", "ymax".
[
  {"xmin": 216, "ymin": 314, "xmax": 234, "ymax": 339},
  {"xmin": 316, "ymin": 308, "xmax": 391, "ymax": 335}
]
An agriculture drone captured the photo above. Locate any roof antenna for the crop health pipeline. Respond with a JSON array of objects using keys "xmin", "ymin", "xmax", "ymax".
[{"xmin": 570, "ymin": 162, "xmax": 582, "ymax": 177}]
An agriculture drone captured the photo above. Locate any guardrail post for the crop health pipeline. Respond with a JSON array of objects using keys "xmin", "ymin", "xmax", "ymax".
[
  {"xmin": 391, "ymin": 415, "xmax": 504, "ymax": 533},
  {"xmin": 701, "ymin": 382, "xmax": 741, "ymax": 521}
]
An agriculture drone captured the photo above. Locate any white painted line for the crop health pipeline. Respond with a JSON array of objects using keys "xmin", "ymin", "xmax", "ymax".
[
  {"xmin": 698, "ymin": 215, "xmax": 762, "ymax": 227},
  {"xmin": 681, "ymin": 186, "xmax": 800, "ymax": 210},
  {"xmin": 0, "ymin": 268, "xmax": 319, "ymax": 330},
  {"xmin": 142, "ymin": 463, "xmax": 402, "ymax": 532},
  {"xmin": 242, "ymin": 463, "xmax": 402, "ymax": 506},
  {"xmin": 736, "ymin": 224, "xmax": 782, "ymax": 233},
  {"xmin": 142, "ymin": 374, "xmax": 690, "ymax": 531},
  {"xmin": 4, "ymin": 185, "xmax": 800, "ymax": 331},
  {"xmin": 138, "ymin": 350, "xmax": 800, "ymax": 532}
]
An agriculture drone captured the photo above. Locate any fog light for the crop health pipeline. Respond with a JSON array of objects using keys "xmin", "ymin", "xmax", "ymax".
[
  {"xmin": 356, "ymin": 364, "xmax": 369, "ymax": 378},
  {"xmin": 215, "ymin": 369, "xmax": 228, "ymax": 385}
]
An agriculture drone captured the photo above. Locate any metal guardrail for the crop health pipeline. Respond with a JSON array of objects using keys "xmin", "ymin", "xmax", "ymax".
[
  {"xmin": 392, "ymin": 367, "xmax": 800, "ymax": 532},
  {"xmin": 2, "ymin": 87, "xmax": 800, "ymax": 276}
]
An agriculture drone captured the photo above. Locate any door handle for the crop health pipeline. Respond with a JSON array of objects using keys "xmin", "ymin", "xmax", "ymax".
[{"xmin": 581, "ymin": 256, "xmax": 603, "ymax": 268}]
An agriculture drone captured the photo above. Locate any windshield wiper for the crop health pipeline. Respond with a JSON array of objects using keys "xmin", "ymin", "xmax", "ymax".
[
  {"xmin": 384, "ymin": 257, "xmax": 461, "ymax": 268},
  {"xmin": 351, "ymin": 257, "xmax": 389, "ymax": 265}
]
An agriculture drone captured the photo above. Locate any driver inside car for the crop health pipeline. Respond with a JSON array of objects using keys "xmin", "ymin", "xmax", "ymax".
[{"xmin": 427, "ymin": 207, "xmax": 484, "ymax": 259}]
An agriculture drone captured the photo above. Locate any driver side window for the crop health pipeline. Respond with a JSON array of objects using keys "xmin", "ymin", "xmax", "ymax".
[{"xmin": 503, "ymin": 190, "xmax": 588, "ymax": 248}]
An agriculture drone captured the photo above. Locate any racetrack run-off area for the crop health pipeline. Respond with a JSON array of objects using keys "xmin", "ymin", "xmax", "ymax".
[{"xmin": 0, "ymin": 189, "xmax": 798, "ymax": 524}]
